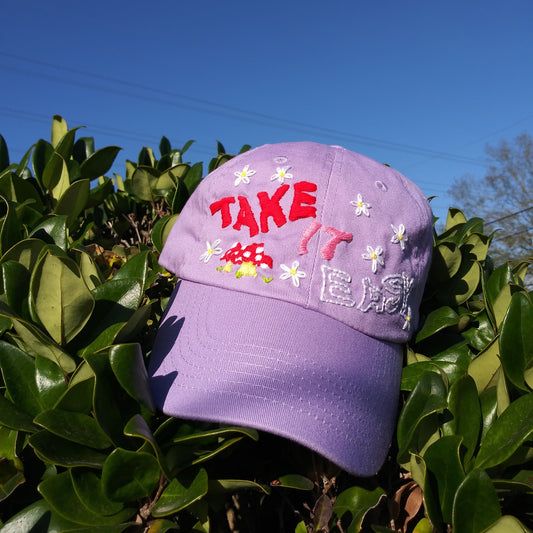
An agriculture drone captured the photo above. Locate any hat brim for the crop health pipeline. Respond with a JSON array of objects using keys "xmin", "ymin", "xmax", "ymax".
[{"xmin": 148, "ymin": 279, "xmax": 403, "ymax": 476}]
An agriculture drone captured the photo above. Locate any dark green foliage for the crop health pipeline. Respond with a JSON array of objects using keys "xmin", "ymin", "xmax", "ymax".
[{"xmin": 0, "ymin": 117, "xmax": 532, "ymax": 532}]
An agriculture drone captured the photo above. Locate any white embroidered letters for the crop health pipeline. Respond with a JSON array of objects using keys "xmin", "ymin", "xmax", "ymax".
[
  {"xmin": 357, "ymin": 273, "xmax": 413, "ymax": 316},
  {"xmin": 320, "ymin": 265, "xmax": 356, "ymax": 307}
]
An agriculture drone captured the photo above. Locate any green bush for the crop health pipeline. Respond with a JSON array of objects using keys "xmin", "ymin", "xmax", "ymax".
[{"xmin": 0, "ymin": 116, "xmax": 532, "ymax": 532}]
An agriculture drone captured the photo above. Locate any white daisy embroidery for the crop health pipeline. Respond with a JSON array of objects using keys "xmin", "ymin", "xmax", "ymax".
[
  {"xmin": 362, "ymin": 245, "xmax": 384, "ymax": 273},
  {"xmin": 199, "ymin": 239, "xmax": 223, "ymax": 263},
  {"xmin": 234, "ymin": 164, "xmax": 256, "ymax": 186},
  {"xmin": 402, "ymin": 307, "xmax": 412, "ymax": 331},
  {"xmin": 391, "ymin": 224, "xmax": 408, "ymax": 250},
  {"xmin": 271, "ymin": 166, "xmax": 293, "ymax": 184},
  {"xmin": 280, "ymin": 260, "xmax": 306, "ymax": 287},
  {"xmin": 350, "ymin": 194, "xmax": 371, "ymax": 216}
]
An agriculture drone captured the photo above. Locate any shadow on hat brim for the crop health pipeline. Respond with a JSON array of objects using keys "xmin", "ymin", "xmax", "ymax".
[{"xmin": 148, "ymin": 279, "xmax": 403, "ymax": 477}]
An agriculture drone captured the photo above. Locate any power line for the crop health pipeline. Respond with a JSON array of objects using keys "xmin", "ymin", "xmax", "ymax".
[
  {"xmin": 485, "ymin": 206, "xmax": 533, "ymax": 226},
  {"xmin": 0, "ymin": 52, "xmax": 487, "ymax": 166}
]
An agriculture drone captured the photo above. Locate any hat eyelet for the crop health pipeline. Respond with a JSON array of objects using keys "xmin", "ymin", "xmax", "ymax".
[{"xmin": 375, "ymin": 180, "xmax": 388, "ymax": 192}]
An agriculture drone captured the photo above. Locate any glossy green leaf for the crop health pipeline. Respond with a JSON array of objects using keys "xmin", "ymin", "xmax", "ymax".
[
  {"xmin": 445, "ymin": 208, "xmax": 468, "ymax": 230},
  {"xmin": 0, "ymin": 309, "xmax": 76, "ymax": 372},
  {"xmin": 34, "ymin": 408, "xmax": 112, "ymax": 449},
  {"xmin": 51, "ymin": 115, "xmax": 68, "ymax": 148},
  {"xmin": 102, "ymin": 448, "xmax": 161, "ymax": 502},
  {"xmin": 30, "ymin": 430, "xmax": 107, "ymax": 468},
  {"xmin": 468, "ymin": 338, "xmax": 500, "ymax": 393},
  {"xmin": 73, "ymin": 136, "xmax": 95, "ymax": 163},
  {"xmin": 0, "ymin": 340, "xmax": 42, "ymax": 416},
  {"xmin": 275, "ymin": 474, "xmax": 314, "ymax": 491},
  {"xmin": 30, "ymin": 215, "xmax": 68, "ymax": 250},
  {"xmin": 114, "ymin": 303, "xmax": 152, "ymax": 344},
  {"xmin": 499, "ymin": 291, "xmax": 533, "ymax": 391},
  {"xmin": 397, "ymin": 371, "xmax": 447, "ymax": 458},
  {"xmin": 484, "ymin": 264, "xmax": 514, "ymax": 304},
  {"xmin": 79, "ymin": 145, "xmax": 121, "ymax": 181},
  {"xmin": 54, "ymin": 178, "xmax": 90, "ymax": 228},
  {"xmin": 70, "ymin": 469, "xmax": 127, "ymax": 517},
  {"xmin": 430, "ymin": 342, "xmax": 473, "ymax": 386},
  {"xmin": 451, "ymin": 470, "xmax": 501, "ymax": 533},
  {"xmin": 430, "ymin": 242, "xmax": 462, "ymax": 282},
  {"xmin": 152, "ymin": 468, "xmax": 208, "ymax": 517},
  {"xmin": 0, "ymin": 392, "xmax": 40, "ymax": 431},
  {"xmin": 415, "ymin": 306, "xmax": 460, "ymax": 342},
  {"xmin": 86, "ymin": 176, "xmax": 115, "ymax": 208},
  {"xmin": 77, "ymin": 278, "xmax": 143, "ymax": 354},
  {"xmin": 0, "ymin": 260, "xmax": 30, "ymax": 317},
  {"xmin": 171, "ymin": 425, "xmax": 259, "ymax": 445},
  {"xmin": 159, "ymin": 136, "xmax": 171, "ymax": 156},
  {"xmin": 32, "ymin": 138, "xmax": 54, "ymax": 188},
  {"xmin": 152, "ymin": 214, "xmax": 179, "ymax": 253},
  {"xmin": 71, "ymin": 247, "xmax": 102, "ymax": 290},
  {"xmin": 112, "ymin": 250, "xmax": 149, "ymax": 283},
  {"xmin": 39, "ymin": 471, "xmax": 135, "ymax": 526},
  {"xmin": 463, "ymin": 232, "xmax": 491, "ymax": 261},
  {"xmin": 332, "ymin": 486, "xmax": 385, "ymax": 533},
  {"xmin": 124, "ymin": 414, "xmax": 169, "ymax": 477},
  {"xmin": 442, "ymin": 375, "xmax": 481, "ymax": 468},
  {"xmin": 0, "ymin": 197, "xmax": 22, "ymax": 256},
  {"xmin": 55, "ymin": 373, "xmax": 94, "ymax": 414},
  {"xmin": 475, "ymin": 393, "xmax": 533, "ymax": 470},
  {"xmin": 424, "ymin": 435, "xmax": 465, "ymax": 524},
  {"xmin": 171, "ymin": 178, "xmax": 190, "ymax": 213},
  {"xmin": 131, "ymin": 166, "xmax": 160, "ymax": 201},
  {"xmin": 138, "ymin": 146, "xmax": 155, "ymax": 166},
  {"xmin": 440, "ymin": 260, "xmax": 481, "ymax": 306},
  {"xmin": 401, "ymin": 361, "xmax": 446, "ymax": 391},
  {"xmin": 0, "ymin": 171, "xmax": 43, "ymax": 208},
  {"xmin": 31, "ymin": 251, "xmax": 95, "ymax": 345},
  {"xmin": 0, "ymin": 499, "xmax": 52, "ymax": 532},
  {"xmin": 85, "ymin": 352, "xmax": 140, "ymax": 448},
  {"xmin": 109, "ymin": 344, "xmax": 155, "ymax": 411},
  {"xmin": 209, "ymin": 478, "xmax": 270, "ymax": 495},
  {"xmin": 0, "ymin": 134, "xmax": 9, "ymax": 171},
  {"xmin": 0, "ymin": 458, "xmax": 25, "ymax": 501},
  {"xmin": 35, "ymin": 355, "xmax": 68, "ymax": 409},
  {"xmin": 482, "ymin": 515, "xmax": 532, "ymax": 532},
  {"xmin": 42, "ymin": 151, "xmax": 68, "ymax": 194},
  {"xmin": 1, "ymin": 238, "xmax": 46, "ymax": 272},
  {"xmin": 461, "ymin": 309, "xmax": 494, "ymax": 351},
  {"xmin": 183, "ymin": 161, "xmax": 203, "ymax": 196}
]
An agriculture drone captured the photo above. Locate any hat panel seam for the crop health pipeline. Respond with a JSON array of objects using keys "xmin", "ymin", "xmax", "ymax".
[{"xmin": 304, "ymin": 145, "xmax": 339, "ymax": 309}]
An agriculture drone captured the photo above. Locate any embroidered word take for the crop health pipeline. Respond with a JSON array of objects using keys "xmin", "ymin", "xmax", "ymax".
[{"xmin": 210, "ymin": 181, "xmax": 317, "ymax": 238}]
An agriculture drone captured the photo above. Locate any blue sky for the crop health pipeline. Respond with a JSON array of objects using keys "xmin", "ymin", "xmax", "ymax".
[{"xmin": 1, "ymin": 0, "xmax": 532, "ymax": 223}]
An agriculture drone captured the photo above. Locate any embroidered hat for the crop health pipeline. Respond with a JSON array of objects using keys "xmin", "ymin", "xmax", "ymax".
[{"xmin": 149, "ymin": 142, "xmax": 433, "ymax": 476}]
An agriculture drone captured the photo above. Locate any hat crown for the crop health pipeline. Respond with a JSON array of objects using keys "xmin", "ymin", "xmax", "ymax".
[{"xmin": 160, "ymin": 142, "xmax": 433, "ymax": 343}]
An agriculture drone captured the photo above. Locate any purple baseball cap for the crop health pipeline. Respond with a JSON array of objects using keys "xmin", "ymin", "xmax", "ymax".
[{"xmin": 149, "ymin": 142, "xmax": 433, "ymax": 476}]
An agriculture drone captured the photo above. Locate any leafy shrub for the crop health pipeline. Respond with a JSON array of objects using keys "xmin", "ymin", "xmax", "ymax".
[{"xmin": 0, "ymin": 117, "xmax": 532, "ymax": 532}]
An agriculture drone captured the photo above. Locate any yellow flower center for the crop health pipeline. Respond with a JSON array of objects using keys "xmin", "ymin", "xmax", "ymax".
[
  {"xmin": 290, "ymin": 268, "xmax": 297, "ymax": 276},
  {"xmin": 371, "ymin": 253, "xmax": 377, "ymax": 260},
  {"xmin": 208, "ymin": 248, "xmax": 213, "ymax": 254},
  {"xmin": 406, "ymin": 315, "xmax": 411, "ymax": 322},
  {"xmin": 280, "ymin": 171, "xmax": 285, "ymax": 177},
  {"xmin": 241, "ymin": 171, "xmax": 247, "ymax": 177},
  {"xmin": 398, "ymin": 233, "xmax": 403, "ymax": 240}
]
